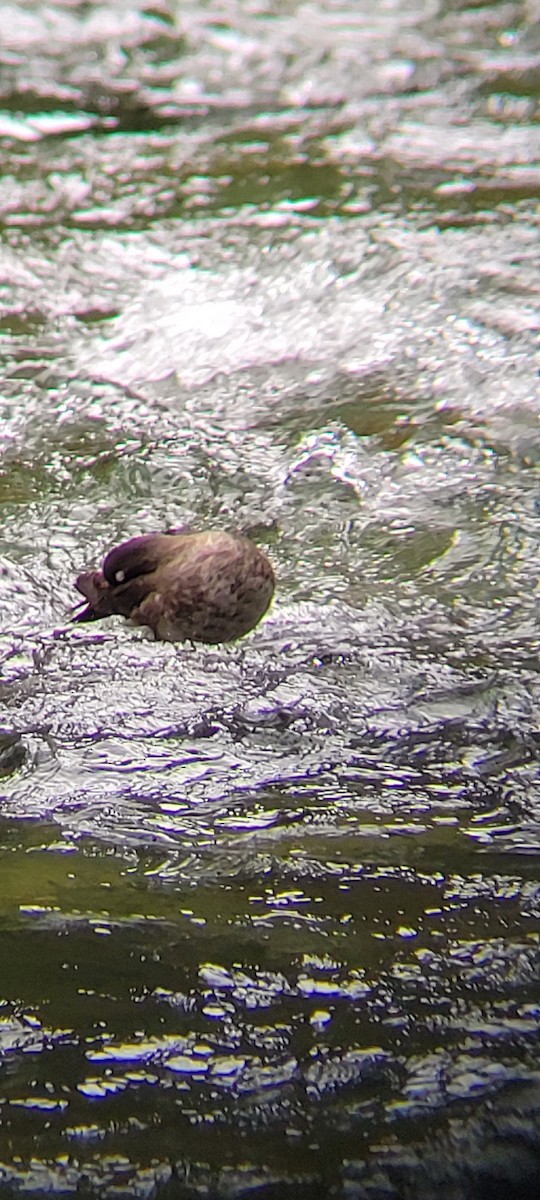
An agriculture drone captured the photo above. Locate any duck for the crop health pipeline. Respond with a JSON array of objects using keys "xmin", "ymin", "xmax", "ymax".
[{"xmin": 73, "ymin": 528, "xmax": 275, "ymax": 643}]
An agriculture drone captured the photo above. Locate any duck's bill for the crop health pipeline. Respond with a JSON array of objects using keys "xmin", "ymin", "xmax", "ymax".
[{"xmin": 70, "ymin": 599, "xmax": 98, "ymax": 623}]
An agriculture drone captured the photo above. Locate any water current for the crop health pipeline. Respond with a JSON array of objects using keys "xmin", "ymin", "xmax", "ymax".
[{"xmin": 0, "ymin": 1, "xmax": 539, "ymax": 1196}]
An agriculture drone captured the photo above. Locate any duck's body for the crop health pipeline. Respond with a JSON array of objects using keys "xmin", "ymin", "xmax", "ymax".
[{"xmin": 73, "ymin": 529, "xmax": 275, "ymax": 643}]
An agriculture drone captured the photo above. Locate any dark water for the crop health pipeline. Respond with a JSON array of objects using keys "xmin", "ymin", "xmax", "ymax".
[{"xmin": 1, "ymin": 1, "xmax": 539, "ymax": 1196}]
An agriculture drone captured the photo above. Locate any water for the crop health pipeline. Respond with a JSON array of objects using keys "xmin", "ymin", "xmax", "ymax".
[{"xmin": 0, "ymin": 0, "xmax": 539, "ymax": 1196}]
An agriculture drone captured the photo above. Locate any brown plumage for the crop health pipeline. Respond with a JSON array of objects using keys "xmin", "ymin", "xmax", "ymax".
[{"xmin": 73, "ymin": 529, "xmax": 275, "ymax": 643}]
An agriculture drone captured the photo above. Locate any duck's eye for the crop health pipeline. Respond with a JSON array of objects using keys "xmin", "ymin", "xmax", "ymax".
[{"xmin": 115, "ymin": 570, "xmax": 126, "ymax": 583}]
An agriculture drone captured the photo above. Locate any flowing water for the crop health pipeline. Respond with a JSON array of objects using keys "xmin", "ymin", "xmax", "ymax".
[{"xmin": 0, "ymin": 0, "xmax": 539, "ymax": 1196}]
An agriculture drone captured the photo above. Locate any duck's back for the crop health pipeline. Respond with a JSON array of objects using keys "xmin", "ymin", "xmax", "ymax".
[{"xmin": 136, "ymin": 531, "xmax": 275, "ymax": 643}]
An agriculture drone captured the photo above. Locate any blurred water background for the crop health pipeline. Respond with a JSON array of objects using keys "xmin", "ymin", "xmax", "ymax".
[{"xmin": 0, "ymin": 0, "xmax": 540, "ymax": 1196}]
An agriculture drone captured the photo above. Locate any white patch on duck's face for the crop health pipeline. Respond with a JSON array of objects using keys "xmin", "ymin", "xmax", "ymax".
[{"xmin": 114, "ymin": 570, "xmax": 126, "ymax": 583}]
